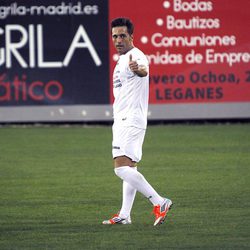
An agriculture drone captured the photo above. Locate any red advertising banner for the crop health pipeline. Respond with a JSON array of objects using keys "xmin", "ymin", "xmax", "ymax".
[{"xmin": 109, "ymin": 0, "xmax": 250, "ymax": 104}]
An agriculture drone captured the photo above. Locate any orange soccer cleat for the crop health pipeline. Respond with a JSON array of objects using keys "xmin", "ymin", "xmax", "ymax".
[{"xmin": 152, "ymin": 198, "xmax": 173, "ymax": 226}]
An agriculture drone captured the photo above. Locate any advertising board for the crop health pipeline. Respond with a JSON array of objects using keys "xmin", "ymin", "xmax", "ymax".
[{"xmin": 0, "ymin": 0, "xmax": 249, "ymax": 122}]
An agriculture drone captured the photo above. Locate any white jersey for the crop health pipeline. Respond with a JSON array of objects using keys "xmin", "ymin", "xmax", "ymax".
[{"xmin": 113, "ymin": 47, "xmax": 149, "ymax": 129}]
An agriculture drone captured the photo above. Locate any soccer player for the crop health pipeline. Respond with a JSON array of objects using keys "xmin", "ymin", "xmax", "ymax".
[{"xmin": 102, "ymin": 17, "xmax": 173, "ymax": 226}]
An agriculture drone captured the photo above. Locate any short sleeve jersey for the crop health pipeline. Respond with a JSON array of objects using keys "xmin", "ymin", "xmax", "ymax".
[{"xmin": 112, "ymin": 47, "xmax": 149, "ymax": 129}]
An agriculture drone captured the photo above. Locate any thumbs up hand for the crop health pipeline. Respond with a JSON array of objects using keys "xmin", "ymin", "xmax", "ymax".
[
  {"xmin": 129, "ymin": 54, "xmax": 139, "ymax": 73},
  {"xmin": 128, "ymin": 53, "xmax": 148, "ymax": 77}
]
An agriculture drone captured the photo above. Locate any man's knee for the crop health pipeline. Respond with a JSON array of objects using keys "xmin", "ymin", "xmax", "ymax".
[{"xmin": 114, "ymin": 156, "xmax": 136, "ymax": 168}]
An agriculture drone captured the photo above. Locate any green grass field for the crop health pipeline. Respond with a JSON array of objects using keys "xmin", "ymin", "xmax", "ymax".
[{"xmin": 0, "ymin": 124, "xmax": 249, "ymax": 249}]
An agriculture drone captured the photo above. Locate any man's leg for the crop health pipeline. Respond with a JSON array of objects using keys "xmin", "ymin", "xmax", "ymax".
[
  {"xmin": 114, "ymin": 156, "xmax": 173, "ymax": 226},
  {"xmin": 104, "ymin": 125, "xmax": 173, "ymax": 225},
  {"xmin": 114, "ymin": 156, "xmax": 164, "ymax": 206},
  {"xmin": 119, "ymin": 168, "xmax": 137, "ymax": 219},
  {"xmin": 119, "ymin": 181, "xmax": 137, "ymax": 219},
  {"xmin": 102, "ymin": 158, "xmax": 137, "ymax": 225}
]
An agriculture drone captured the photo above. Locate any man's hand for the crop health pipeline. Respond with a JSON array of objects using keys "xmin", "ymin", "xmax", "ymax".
[
  {"xmin": 129, "ymin": 54, "xmax": 148, "ymax": 77},
  {"xmin": 129, "ymin": 54, "xmax": 139, "ymax": 72}
]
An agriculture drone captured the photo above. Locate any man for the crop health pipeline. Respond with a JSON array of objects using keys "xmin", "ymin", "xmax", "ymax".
[{"xmin": 102, "ymin": 17, "xmax": 173, "ymax": 226}]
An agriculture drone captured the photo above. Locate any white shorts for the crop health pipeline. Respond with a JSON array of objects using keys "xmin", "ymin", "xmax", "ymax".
[{"xmin": 112, "ymin": 125, "xmax": 146, "ymax": 163}]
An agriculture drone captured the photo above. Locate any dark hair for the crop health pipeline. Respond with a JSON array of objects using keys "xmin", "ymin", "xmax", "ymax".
[{"xmin": 111, "ymin": 17, "xmax": 134, "ymax": 35}]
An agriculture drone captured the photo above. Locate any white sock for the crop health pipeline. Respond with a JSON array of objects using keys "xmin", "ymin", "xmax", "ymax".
[
  {"xmin": 119, "ymin": 167, "xmax": 137, "ymax": 219},
  {"xmin": 114, "ymin": 166, "xmax": 164, "ymax": 206}
]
